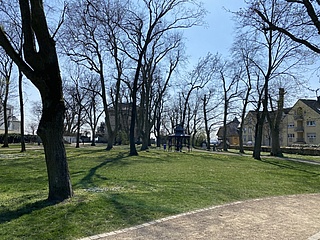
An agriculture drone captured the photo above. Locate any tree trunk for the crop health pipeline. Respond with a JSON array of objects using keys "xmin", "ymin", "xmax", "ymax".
[
  {"xmin": 37, "ymin": 98, "xmax": 73, "ymax": 201},
  {"xmin": 75, "ymin": 108, "xmax": 81, "ymax": 148},
  {"xmin": 238, "ymin": 125, "xmax": 244, "ymax": 154},
  {"xmin": 141, "ymin": 130, "xmax": 150, "ymax": 150},
  {"xmin": 19, "ymin": 70, "xmax": 26, "ymax": 152},
  {"xmin": 270, "ymin": 128, "xmax": 282, "ymax": 156},
  {"xmin": 129, "ymin": 95, "xmax": 138, "ymax": 155},
  {"xmin": 91, "ymin": 128, "xmax": 96, "ymax": 146},
  {"xmin": 2, "ymin": 77, "xmax": 9, "ymax": 148},
  {"xmin": 223, "ymin": 101, "xmax": 228, "ymax": 151},
  {"xmin": 0, "ymin": 0, "xmax": 73, "ymax": 202},
  {"xmin": 253, "ymin": 107, "xmax": 267, "ymax": 160},
  {"xmin": 203, "ymin": 95, "xmax": 211, "ymax": 151},
  {"xmin": 269, "ymin": 88, "xmax": 284, "ymax": 157},
  {"xmin": 253, "ymin": 119, "xmax": 263, "ymax": 160}
]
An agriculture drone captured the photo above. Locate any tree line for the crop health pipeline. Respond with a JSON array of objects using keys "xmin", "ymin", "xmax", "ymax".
[{"xmin": 0, "ymin": 0, "xmax": 319, "ymax": 202}]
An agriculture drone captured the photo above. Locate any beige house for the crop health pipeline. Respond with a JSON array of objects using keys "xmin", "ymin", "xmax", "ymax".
[
  {"xmin": 241, "ymin": 111, "xmax": 273, "ymax": 146},
  {"xmin": 242, "ymin": 97, "xmax": 320, "ymax": 147},
  {"xmin": 282, "ymin": 98, "xmax": 320, "ymax": 146}
]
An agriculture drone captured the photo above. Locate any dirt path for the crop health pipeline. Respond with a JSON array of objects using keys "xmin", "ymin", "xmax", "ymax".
[{"xmin": 79, "ymin": 194, "xmax": 320, "ymax": 240}]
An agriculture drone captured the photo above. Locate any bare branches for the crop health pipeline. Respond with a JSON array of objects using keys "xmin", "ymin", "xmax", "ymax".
[{"xmin": 253, "ymin": 0, "xmax": 320, "ymax": 54}]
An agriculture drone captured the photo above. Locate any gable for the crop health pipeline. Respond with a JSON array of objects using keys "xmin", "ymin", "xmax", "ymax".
[{"xmin": 290, "ymin": 99, "xmax": 320, "ymax": 116}]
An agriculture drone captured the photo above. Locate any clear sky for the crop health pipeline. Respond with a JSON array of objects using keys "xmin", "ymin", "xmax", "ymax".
[{"xmin": 184, "ymin": 0, "xmax": 246, "ymax": 63}]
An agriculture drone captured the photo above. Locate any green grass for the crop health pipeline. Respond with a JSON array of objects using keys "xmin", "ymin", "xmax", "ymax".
[
  {"xmin": 228, "ymin": 148, "xmax": 320, "ymax": 163},
  {"xmin": 1, "ymin": 144, "xmax": 320, "ymax": 239}
]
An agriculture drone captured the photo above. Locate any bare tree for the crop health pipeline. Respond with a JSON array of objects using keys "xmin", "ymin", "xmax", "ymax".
[
  {"xmin": 219, "ymin": 61, "xmax": 242, "ymax": 151},
  {"xmin": 0, "ymin": 51, "xmax": 13, "ymax": 148},
  {"xmin": 235, "ymin": 0, "xmax": 307, "ymax": 160},
  {"xmin": 138, "ymin": 38, "xmax": 183, "ymax": 150},
  {"xmin": 230, "ymin": 36, "xmax": 259, "ymax": 153},
  {"xmin": 202, "ymin": 91, "xmax": 222, "ymax": 150},
  {"xmin": 61, "ymin": 0, "xmax": 128, "ymax": 151},
  {"xmin": 253, "ymin": 0, "xmax": 320, "ymax": 54},
  {"xmin": 119, "ymin": 0, "xmax": 205, "ymax": 155},
  {"xmin": 266, "ymin": 87, "xmax": 285, "ymax": 156},
  {"xmin": 84, "ymin": 75, "xmax": 104, "ymax": 146},
  {"xmin": 179, "ymin": 53, "xmax": 219, "ymax": 131},
  {"xmin": 64, "ymin": 68, "xmax": 90, "ymax": 148},
  {"xmin": 0, "ymin": 0, "xmax": 73, "ymax": 201}
]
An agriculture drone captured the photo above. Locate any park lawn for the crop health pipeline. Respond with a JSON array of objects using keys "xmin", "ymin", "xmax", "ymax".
[
  {"xmin": 228, "ymin": 148, "xmax": 320, "ymax": 163},
  {"xmin": 0, "ymin": 144, "xmax": 320, "ymax": 240}
]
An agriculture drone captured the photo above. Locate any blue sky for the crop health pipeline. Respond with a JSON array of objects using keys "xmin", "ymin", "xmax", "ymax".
[{"xmin": 184, "ymin": 0, "xmax": 246, "ymax": 63}]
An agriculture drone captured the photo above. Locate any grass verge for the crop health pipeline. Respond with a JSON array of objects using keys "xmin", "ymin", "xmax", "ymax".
[{"xmin": 0, "ymin": 144, "xmax": 319, "ymax": 239}]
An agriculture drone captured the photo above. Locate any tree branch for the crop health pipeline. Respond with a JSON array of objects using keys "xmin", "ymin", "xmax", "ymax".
[
  {"xmin": 254, "ymin": 8, "xmax": 320, "ymax": 54},
  {"xmin": 0, "ymin": 28, "xmax": 36, "ymax": 80}
]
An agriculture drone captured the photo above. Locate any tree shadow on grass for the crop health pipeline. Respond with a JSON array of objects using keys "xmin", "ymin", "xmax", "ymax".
[
  {"xmin": 108, "ymin": 193, "xmax": 178, "ymax": 226},
  {"xmin": 0, "ymin": 199, "xmax": 56, "ymax": 224},
  {"xmin": 259, "ymin": 158, "xmax": 320, "ymax": 176},
  {"xmin": 74, "ymin": 152, "xmax": 130, "ymax": 189}
]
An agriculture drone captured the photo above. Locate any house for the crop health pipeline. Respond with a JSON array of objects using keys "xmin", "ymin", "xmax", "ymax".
[
  {"xmin": 96, "ymin": 103, "xmax": 139, "ymax": 143},
  {"xmin": 241, "ymin": 97, "xmax": 320, "ymax": 146},
  {"xmin": 217, "ymin": 117, "xmax": 240, "ymax": 145},
  {"xmin": 281, "ymin": 98, "xmax": 320, "ymax": 146},
  {"xmin": 0, "ymin": 104, "xmax": 20, "ymax": 134}
]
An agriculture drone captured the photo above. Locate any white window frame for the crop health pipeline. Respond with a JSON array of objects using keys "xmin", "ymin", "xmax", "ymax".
[
  {"xmin": 307, "ymin": 121, "xmax": 316, "ymax": 126},
  {"xmin": 307, "ymin": 133, "xmax": 316, "ymax": 143}
]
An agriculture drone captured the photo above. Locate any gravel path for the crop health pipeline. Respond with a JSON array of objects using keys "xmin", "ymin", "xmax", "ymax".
[{"xmin": 79, "ymin": 194, "xmax": 320, "ymax": 240}]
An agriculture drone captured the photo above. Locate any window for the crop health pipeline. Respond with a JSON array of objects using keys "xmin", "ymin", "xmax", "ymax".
[
  {"xmin": 287, "ymin": 123, "xmax": 294, "ymax": 128},
  {"xmin": 307, "ymin": 121, "xmax": 316, "ymax": 126},
  {"xmin": 307, "ymin": 133, "xmax": 316, "ymax": 143},
  {"xmin": 288, "ymin": 134, "xmax": 295, "ymax": 142}
]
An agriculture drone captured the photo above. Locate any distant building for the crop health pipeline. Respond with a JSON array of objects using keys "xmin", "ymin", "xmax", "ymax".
[
  {"xmin": 96, "ymin": 103, "xmax": 139, "ymax": 143},
  {"xmin": 241, "ymin": 97, "xmax": 320, "ymax": 146},
  {"xmin": 0, "ymin": 104, "xmax": 20, "ymax": 134},
  {"xmin": 217, "ymin": 117, "xmax": 240, "ymax": 145},
  {"xmin": 281, "ymin": 98, "xmax": 320, "ymax": 146}
]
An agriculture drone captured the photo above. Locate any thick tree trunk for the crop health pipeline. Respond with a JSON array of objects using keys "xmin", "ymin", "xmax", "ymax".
[
  {"xmin": 129, "ymin": 99, "xmax": 138, "ymax": 155},
  {"xmin": 253, "ymin": 121, "xmax": 263, "ymax": 160},
  {"xmin": 0, "ymin": 0, "xmax": 73, "ymax": 202},
  {"xmin": 270, "ymin": 129, "xmax": 282, "ymax": 156},
  {"xmin": 37, "ymin": 99, "xmax": 73, "ymax": 202},
  {"xmin": 253, "ymin": 108, "xmax": 267, "ymax": 160},
  {"xmin": 269, "ymin": 88, "xmax": 284, "ymax": 157},
  {"xmin": 91, "ymin": 129, "xmax": 96, "ymax": 146},
  {"xmin": 106, "ymin": 133, "xmax": 114, "ymax": 150}
]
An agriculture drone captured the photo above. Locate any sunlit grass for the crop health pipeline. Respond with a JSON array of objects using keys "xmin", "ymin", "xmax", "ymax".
[
  {"xmin": 0, "ymin": 144, "xmax": 319, "ymax": 239},
  {"xmin": 228, "ymin": 148, "xmax": 320, "ymax": 162}
]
